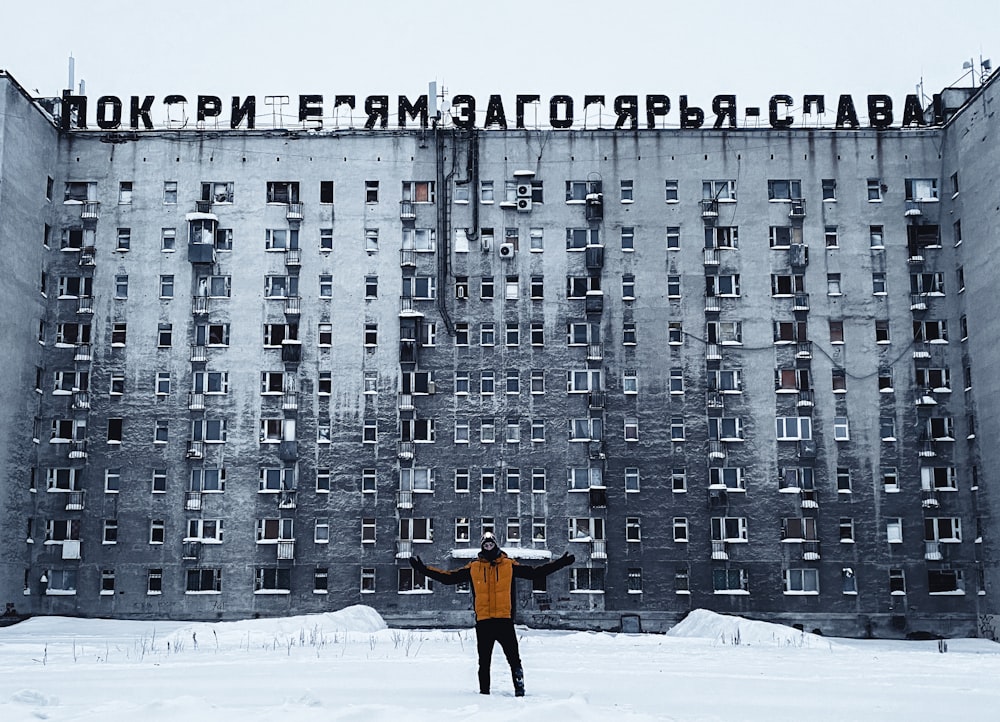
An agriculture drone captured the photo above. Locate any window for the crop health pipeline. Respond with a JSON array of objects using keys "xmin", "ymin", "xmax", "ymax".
[
  {"xmin": 624, "ymin": 417, "xmax": 639, "ymax": 441},
  {"xmin": 875, "ymin": 320, "xmax": 891, "ymax": 344},
  {"xmin": 886, "ymin": 518, "xmax": 903, "ymax": 543},
  {"xmin": 669, "ymin": 517, "xmax": 688, "ymax": 542},
  {"xmin": 837, "ymin": 468, "xmax": 852, "ymax": 494},
  {"xmin": 620, "ymin": 180, "xmax": 634, "ymax": 202},
  {"xmin": 767, "ymin": 179, "xmax": 801, "ymax": 200},
  {"xmin": 669, "ymin": 367, "xmax": 684, "ymax": 394},
  {"xmin": 784, "ymin": 569, "xmax": 819, "ymax": 594},
  {"xmin": 905, "ymin": 178, "xmax": 939, "ymax": 202},
  {"xmin": 624, "ymin": 467, "xmax": 640, "ymax": 493},
  {"xmin": 480, "ymin": 371, "xmax": 495, "ymax": 395},
  {"xmin": 530, "ymin": 322, "xmax": 544, "ymax": 347},
  {"xmin": 163, "ymin": 181, "xmax": 177, "ymax": 204},
  {"xmin": 705, "ymin": 226, "xmax": 739, "ymax": 249},
  {"xmin": 821, "ymin": 178, "xmax": 837, "ymax": 201},
  {"xmin": 834, "ymin": 417, "xmax": 850, "ymax": 441},
  {"xmin": 670, "ymin": 417, "xmax": 685, "ymax": 442},
  {"xmin": 713, "ymin": 568, "xmax": 748, "ymax": 594},
  {"xmin": 505, "ymin": 322, "xmax": 519, "ymax": 347},
  {"xmin": 114, "ymin": 274, "xmax": 129, "ymax": 300},
  {"xmin": 613, "ymin": 227, "xmax": 634, "ymax": 257},
  {"xmin": 664, "ymin": 179, "xmax": 679, "ymax": 202},
  {"xmin": 668, "ymin": 322, "xmax": 683, "ymax": 345},
  {"xmin": 775, "ymin": 417, "xmax": 812, "ymax": 441},
  {"xmin": 708, "ymin": 417, "xmax": 743, "ymax": 441},
  {"xmin": 870, "ymin": 225, "xmax": 884, "ymax": 248},
  {"xmin": 480, "ymin": 418, "xmax": 495, "ymax": 443},
  {"xmin": 454, "ymin": 323, "xmax": 469, "ymax": 346},
  {"xmin": 362, "ymin": 468, "xmax": 377, "ymax": 494},
  {"xmin": 364, "ymin": 323, "xmax": 378, "ymax": 347},
  {"xmin": 709, "ymin": 467, "xmax": 745, "ymax": 491},
  {"xmin": 703, "ymin": 179, "xmax": 736, "ymax": 201},
  {"xmin": 505, "ymin": 369, "xmax": 520, "ymax": 395},
  {"xmin": 202, "ymin": 181, "xmax": 234, "ymax": 204},
  {"xmin": 769, "ymin": 226, "xmax": 798, "ymax": 248},
  {"xmin": 623, "ymin": 322, "xmax": 637, "ymax": 346},
  {"xmin": 531, "ymin": 419, "xmax": 545, "ymax": 443},
  {"xmin": 829, "ymin": 320, "xmax": 844, "ymax": 344},
  {"xmin": 266, "ymin": 181, "xmax": 299, "ymax": 204},
  {"xmin": 839, "ymin": 517, "xmax": 855, "ymax": 543},
  {"xmin": 872, "ymin": 272, "xmax": 887, "ymax": 295},
  {"xmin": 825, "ymin": 226, "xmax": 839, "ymax": 248},
  {"xmin": 363, "ymin": 419, "xmax": 377, "ymax": 444},
  {"xmin": 832, "ymin": 368, "xmax": 846, "ymax": 393},
  {"xmin": 149, "ymin": 519, "xmax": 165, "ymax": 544},
  {"xmin": 365, "ymin": 228, "xmax": 379, "ymax": 252},
  {"xmin": 480, "ymin": 276, "xmax": 495, "ymax": 300},
  {"xmin": 867, "ymin": 178, "xmax": 883, "ymax": 201},
  {"xmin": 480, "ymin": 180, "xmax": 494, "ymax": 203},
  {"xmin": 625, "ymin": 517, "xmax": 641, "ymax": 542},
  {"xmin": 928, "ymin": 569, "xmax": 965, "ymax": 594},
  {"xmin": 454, "ymin": 419, "xmax": 470, "ymax": 443},
  {"xmin": 622, "ymin": 274, "xmax": 635, "ymax": 301},
  {"xmin": 107, "ymin": 418, "xmax": 123, "ymax": 444},
  {"xmin": 914, "ymin": 320, "xmax": 949, "ymax": 343},
  {"xmin": 666, "ymin": 226, "xmax": 680, "ymax": 250},
  {"xmin": 922, "ymin": 467, "xmax": 958, "ymax": 492},
  {"xmin": 667, "ymin": 275, "xmax": 681, "ymax": 299},
  {"xmin": 707, "ymin": 274, "xmax": 740, "ymax": 297},
  {"xmin": 152, "ymin": 469, "xmax": 167, "ymax": 493},
  {"xmin": 827, "ymin": 273, "xmax": 842, "ymax": 296},
  {"xmin": 147, "ymin": 569, "xmax": 163, "ymax": 595},
  {"xmin": 880, "ymin": 417, "xmax": 896, "ymax": 441},
  {"xmin": 187, "ymin": 569, "xmax": 223, "ymax": 594},
  {"xmin": 159, "ymin": 275, "xmax": 174, "ymax": 298},
  {"xmin": 925, "ymin": 517, "xmax": 962, "ymax": 543}
]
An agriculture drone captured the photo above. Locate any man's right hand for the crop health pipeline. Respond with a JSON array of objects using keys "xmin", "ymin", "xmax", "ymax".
[{"xmin": 409, "ymin": 556, "xmax": 426, "ymax": 572}]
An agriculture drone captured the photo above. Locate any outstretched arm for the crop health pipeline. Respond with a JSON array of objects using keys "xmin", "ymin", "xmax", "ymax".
[
  {"xmin": 513, "ymin": 551, "xmax": 575, "ymax": 580},
  {"xmin": 409, "ymin": 556, "xmax": 472, "ymax": 585}
]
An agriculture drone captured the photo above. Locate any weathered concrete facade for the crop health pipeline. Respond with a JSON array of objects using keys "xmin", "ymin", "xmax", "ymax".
[{"xmin": 2, "ymin": 69, "xmax": 999, "ymax": 637}]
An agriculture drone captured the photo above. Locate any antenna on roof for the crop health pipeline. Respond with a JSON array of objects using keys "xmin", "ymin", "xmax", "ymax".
[{"xmin": 68, "ymin": 54, "xmax": 74, "ymax": 93}]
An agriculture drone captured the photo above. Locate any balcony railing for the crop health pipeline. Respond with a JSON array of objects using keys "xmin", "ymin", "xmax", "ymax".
[
  {"xmin": 278, "ymin": 490, "xmax": 297, "ymax": 509},
  {"xmin": 286, "ymin": 202, "xmax": 304, "ymax": 221},
  {"xmin": 285, "ymin": 248, "xmax": 301, "ymax": 266},
  {"xmin": 905, "ymin": 199, "xmax": 923, "ymax": 217},
  {"xmin": 921, "ymin": 489, "xmax": 940, "ymax": 508},
  {"xmin": 282, "ymin": 392, "xmax": 298, "ymax": 411},
  {"xmin": 795, "ymin": 342, "xmax": 813, "ymax": 359},
  {"xmin": 192, "ymin": 296, "xmax": 209, "ymax": 315},
  {"xmin": 182, "ymin": 541, "xmax": 201, "ymax": 560},
  {"xmin": 400, "ymin": 249, "xmax": 416, "ymax": 267},
  {"xmin": 396, "ymin": 539, "xmax": 413, "ymax": 558},
  {"xmin": 74, "ymin": 344, "xmax": 91, "ymax": 361},
  {"xmin": 587, "ymin": 343, "xmax": 603, "ymax": 361},
  {"xmin": 397, "ymin": 441, "xmax": 415, "ymax": 460},
  {"xmin": 910, "ymin": 293, "xmax": 928, "ymax": 311},
  {"xmin": 72, "ymin": 391, "xmax": 90, "ymax": 409},
  {"xmin": 797, "ymin": 390, "xmax": 815, "ymax": 407},
  {"xmin": 396, "ymin": 490, "xmax": 414, "ymax": 509},
  {"xmin": 793, "ymin": 293, "xmax": 810, "ymax": 311},
  {"xmin": 703, "ymin": 248, "xmax": 720, "ymax": 266},
  {"xmin": 924, "ymin": 541, "xmax": 942, "ymax": 560},
  {"xmin": 711, "ymin": 540, "xmax": 729, "ymax": 560},
  {"xmin": 705, "ymin": 297, "xmax": 721, "ymax": 313},
  {"xmin": 284, "ymin": 297, "xmax": 301, "ymax": 315},
  {"xmin": 80, "ymin": 201, "xmax": 100, "ymax": 220},
  {"xmin": 802, "ymin": 541, "xmax": 821, "ymax": 560},
  {"xmin": 788, "ymin": 198, "xmax": 806, "ymax": 218},
  {"xmin": 276, "ymin": 540, "xmax": 295, "ymax": 560},
  {"xmin": 708, "ymin": 440, "xmax": 726, "ymax": 459},
  {"xmin": 65, "ymin": 490, "xmax": 85, "ymax": 511},
  {"xmin": 585, "ymin": 292, "xmax": 604, "ymax": 314},
  {"xmin": 79, "ymin": 246, "xmax": 96, "ymax": 266},
  {"xmin": 398, "ymin": 393, "xmax": 414, "ymax": 411},
  {"xmin": 77, "ymin": 297, "xmax": 94, "ymax": 314},
  {"xmin": 190, "ymin": 344, "xmax": 207, "ymax": 363},
  {"xmin": 186, "ymin": 441, "xmax": 205, "ymax": 459},
  {"xmin": 399, "ymin": 200, "xmax": 416, "ymax": 221},
  {"xmin": 68, "ymin": 441, "xmax": 87, "ymax": 459},
  {"xmin": 591, "ymin": 539, "xmax": 608, "ymax": 559},
  {"xmin": 185, "ymin": 491, "xmax": 203, "ymax": 511},
  {"xmin": 706, "ymin": 343, "xmax": 722, "ymax": 360},
  {"xmin": 588, "ymin": 391, "xmax": 605, "ymax": 409},
  {"xmin": 701, "ymin": 199, "xmax": 720, "ymax": 219}
]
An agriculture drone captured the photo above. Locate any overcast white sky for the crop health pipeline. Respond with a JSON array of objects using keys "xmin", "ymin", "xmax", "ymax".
[{"xmin": 2, "ymin": 0, "xmax": 997, "ymax": 117}]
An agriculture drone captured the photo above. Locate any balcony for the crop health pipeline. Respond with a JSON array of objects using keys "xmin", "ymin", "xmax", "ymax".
[
  {"xmin": 65, "ymin": 491, "xmax": 85, "ymax": 511},
  {"xmin": 68, "ymin": 441, "xmax": 87, "ymax": 459},
  {"xmin": 705, "ymin": 297, "xmax": 721, "ymax": 313},
  {"xmin": 192, "ymin": 296, "xmax": 209, "ymax": 315},
  {"xmin": 591, "ymin": 539, "xmax": 608, "ymax": 559},
  {"xmin": 910, "ymin": 293, "xmax": 928, "ymax": 311},
  {"xmin": 802, "ymin": 541, "xmax": 821, "ymax": 561},
  {"xmin": 711, "ymin": 541, "xmax": 729, "ymax": 560},
  {"xmin": 789, "ymin": 244, "xmax": 809, "ymax": 268},
  {"xmin": 706, "ymin": 391, "xmax": 725, "ymax": 410},
  {"xmin": 921, "ymin": 489, "xmax": 940, "ymax": 508},
  {"xmin": 585, "ymin": 292, "xmax": 604, "ymax": 314},
  {"xmin": 281, "ymin": 342, "xmax": 302, "ymax": 364},
  {"xmin": 796, "ymin": 390, "xmax": 814, "ymax": 408},
  {"xmin": 793, "ymin": 293, "xmax": 810, "ymax": 312},
  {"xmin": 74, "ymin": 344, "xmax": 91, "ymax": 361},
  {"xmin": 795, "ymin": 342, "xmax": 813, "ymax": 359},
  {"xmin": 915, "ymin": 389, "xmax": 937, "ymax": 406},
  {"xmin": 186, "ymin": 441, "xmax": 205, "ymax": 459},
  {"xmin": 61, "ymin": 540, "xmax": 82, "ymax": 560},
  {"xmin": 278, "ymin": 490, "xmax": 297, "ymax": 509},
  {"xmin": 703, "ymin": 248, "xmax": 720, "ymax": 266},
  {"xmin": 182, "ymin": 542, "xmax": 201, "ymax": 560},
  {"xmin": 276, "ymin": 540, "xmax": 295, "ymax": 560},
  {"xmin": 190, "ymin": 344, "xmax": 207, "ymax": 363},
  {"xmin": 589, "ymin": 488, "xmax": 608, "ymax": 509},
  {"xmin": 708, "ymin": 440, "xmax": 726, "ymax": 459},
  {"xmin": 913, "ymin": 342, "xmax": 932, "ymax": 360},
  {"xmin": 587, "ymin": 343, "xmax": 603, "ymax": 361},
  {"xmin": 918, "ymin": 439, "xmax": 937, "ymax": 457},
  {"xmin": 801, "ymin": 490, "xmax": 819, "ymax": 509},
  {"xmin": 282, "ymin": 392, "xmax": 298, "ymax": 411},
  {"xmin": 701, "ymin": 199, "xmax": 720, "ymax": 220},
  {"xmin": 706, "ymin": 343, "xmax": 722, "ymax": 361},
  {"xmin": 286, "ymin": 202, "xmax": 304, "ymax": 221},
  {"xmin": 400, "ymin": 249, "xmax": 416, "ymax": 267},
  {"xmin": 398, "ymin": 393, "xmax": 414, "ymax": 411},
  {"xmin": 195, "ymin": 200, "xmax": 213, "ymax": 213},
  {"xmin": 278, "ymin": 440, "xmax": 298, "ymax": 461},
  {"xmin": 396, "ymin": 539, "xmax": 413, "ymax": 558},
  {"xmin": 79, "ymin": 246, "xmax": 96, "ymax": 266},
  {"xmin": 77, "ymin": 297, "xmax": 94, "ymax": 314},
  {"xmin": 399, "ymin": 200, "xmax": 416, "ymax": 221},
  {"xmin": 585, "ymin": 245, "xmax": 604, "ymax": 270},
  {"xmin": 284, "ymin": 248, "xmax": 301, "ymax": 266},
  {"xmin": 72, "ymin": 391, "xmax": 90, "ymax": 409},
  {"xmin": 284, "ymin": 297, "xmax": 301, "ymax": 315},
  {"xmin": 396, "ymin": 490, "xmax": 413, "ymax": 509},
  {"xmin": 588, "ymin": 391, "xmax": 605, "ymax": 410},
  {"xmin": 924, "ymin": 541, "xmax": 942, "ymax": 560},
  {"xmin": 788, "ymin": 198, "xmax": 806, "ymax": 218},
  {"xmin": 397, "ymin": 441, "xmax": 415, "ymax": 460},
  {"xmin": 185, "ymin": 491, "xmax": 203, "ymax": 511},
  {"xmin": 798, "ymin": 440, "xmax": 817, "ymax": 458},
  {"xmin": 905, "ymin": 200, "xmax": 922, "ymax": 217},
  {"xmin": 80, "ymin": 201, "xmax": 100, "ymax": 220}
]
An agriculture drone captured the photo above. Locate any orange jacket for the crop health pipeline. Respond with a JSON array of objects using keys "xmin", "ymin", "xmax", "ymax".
[{"xmin": 419, "ymin": 551, "xmax": 572, "ymax": 621}]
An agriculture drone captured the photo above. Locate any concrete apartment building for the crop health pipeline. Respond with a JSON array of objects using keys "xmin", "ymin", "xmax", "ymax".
[{"xmin": 1, "ymin": 68, "xmax": 999, "ymax": 637}]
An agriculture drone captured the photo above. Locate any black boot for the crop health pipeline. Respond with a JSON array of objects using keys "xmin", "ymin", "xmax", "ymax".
[
  {"xmin": 513, "ymin": 667, "xmax": 525, "ymax": 697},
  {"xmin": 479, "ymin": 669, "xmax": 490, "ymax": 695}
]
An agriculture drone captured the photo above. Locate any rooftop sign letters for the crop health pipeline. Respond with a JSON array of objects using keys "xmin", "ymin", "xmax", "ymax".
[{"xmin": 60, "ymin": 91, "xmax": 936, "ymax": 132}]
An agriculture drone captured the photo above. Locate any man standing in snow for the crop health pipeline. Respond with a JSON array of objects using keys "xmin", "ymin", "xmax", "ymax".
[{"xmin": 409, "ymin": 531, "xmax": 574, "ymax": 697}]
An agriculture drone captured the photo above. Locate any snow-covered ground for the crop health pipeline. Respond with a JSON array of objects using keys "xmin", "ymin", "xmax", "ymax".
[{"xmin": 0, "ymin": 606, "xmax": 998, "ymax": 721}]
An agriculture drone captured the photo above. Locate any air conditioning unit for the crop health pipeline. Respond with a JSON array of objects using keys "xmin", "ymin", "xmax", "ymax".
[
  {"xmin": 516, "ymin": 184, "xmax": 532, "ymax": 197},
  {"xmin": 499, "ymin": 243, "xmax": 516, "ymax": 258},
  {"xmin": 517, "ymin": 197, "xmax": 532, "ymax": 212}
]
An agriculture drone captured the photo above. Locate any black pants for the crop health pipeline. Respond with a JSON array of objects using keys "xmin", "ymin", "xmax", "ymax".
[{"xmin": 475, "ymin": 618, "xmax": 521, "ymax": 692}]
